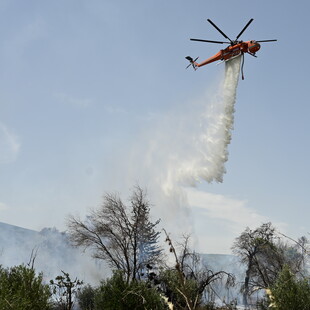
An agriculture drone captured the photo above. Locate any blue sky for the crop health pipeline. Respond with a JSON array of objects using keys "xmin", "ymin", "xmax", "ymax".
[{"xmin": 0, "ymin": 0, "xmax": 309, "ymax": 254}]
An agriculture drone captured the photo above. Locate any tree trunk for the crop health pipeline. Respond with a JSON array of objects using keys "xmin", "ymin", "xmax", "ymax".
[{"xmin": 243, "ymin": 256, "xmax": 253, "ymax": 308}]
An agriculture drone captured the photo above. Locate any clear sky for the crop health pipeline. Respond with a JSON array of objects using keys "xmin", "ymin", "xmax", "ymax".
[{"xmin": 0, "ymin": 0, "xmax": 309, "ymax": 254}]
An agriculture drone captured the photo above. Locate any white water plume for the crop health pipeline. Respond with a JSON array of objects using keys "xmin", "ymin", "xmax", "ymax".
[
  {"xmin": 124, "ymin": 56, "xmax": 242, "ymax": 234},
  {"xmin": 161, "ymin": 56, "xmax": 241, "ymax": 194}
]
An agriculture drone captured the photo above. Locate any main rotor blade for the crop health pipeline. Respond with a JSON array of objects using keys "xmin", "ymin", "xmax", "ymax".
[
  {"xmin": 235, "ymin": 18, "xmax": 254, "ymax": 40},
  {"xmin": 207, "ymin": 19, "xmax": 233, "ymax": 44},
  {"xmin": 190, "ymin": 38, "xmax": 230, "ymax": 44},
  {"xmin": 256, "ymin": 39, "xmax": 277, "ymax": 42}
]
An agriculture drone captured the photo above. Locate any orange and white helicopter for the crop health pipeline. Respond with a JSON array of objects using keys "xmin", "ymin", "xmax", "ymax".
[{"xmin": 186, "ymin": 19, "xmax": 277, "ymax": 79}]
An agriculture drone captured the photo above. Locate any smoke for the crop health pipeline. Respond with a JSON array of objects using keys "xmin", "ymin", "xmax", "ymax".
[{"xmin": 0, "ymin": 224, "xmax": 107, "ymax": 285}]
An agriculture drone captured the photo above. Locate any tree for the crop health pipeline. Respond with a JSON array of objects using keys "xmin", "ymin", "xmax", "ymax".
[
  {"xmin": 50, "ymin": 271, "xmax": 83, "ymax": 310},
  {"xmin": 232, "ymin": 223, "xmax": 277, "ymax": 306},
  {"xmin": 0, "ymin": 264, "xmax": 51, "ymax": 310},
  {"xmin": 67, "ymin": 186, "xmax": 162, "ymax": 283},
  {"xmin": 232, "ymin": 223, "xmax": 308, "ymax": 307},
  {"xmin": 160, "ymin": 231, "xmax": 235, "ymax": 310}
]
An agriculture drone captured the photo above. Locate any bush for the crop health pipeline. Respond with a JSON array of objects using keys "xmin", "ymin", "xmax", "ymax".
[
  {"xmin": 159, "ymin": 268, "xmax": 200, "ymax": 309},
  {"xmin": 77, "ymin": 284, "xmax": 95, "ymax": 310},
  {"xmin": 0, "ymin": 264, "xmax": 51, "ymax": 310},
  {"xmin": 269, "ymin": 265, "xmax": 310, "ymax": 310},
  {"xmin": 94, "ymin": 271, "xmax": 169, "ymax": 310}
]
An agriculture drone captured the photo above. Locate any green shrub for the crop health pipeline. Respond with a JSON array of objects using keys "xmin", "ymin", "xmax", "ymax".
[
  {"xmin": 269, "ymin": 265, "xmax": 310, "ymax": 310},
  {"xmin": 94, "ymin": 271, "xmax": 169, "ymax": 310},
  {"xmin": 78, "ymin": 284, "xmax": 95, "ymax": 310},
  {"xmin": 0, "ymin": 264, "xmax": 51, "ymax": 310}
]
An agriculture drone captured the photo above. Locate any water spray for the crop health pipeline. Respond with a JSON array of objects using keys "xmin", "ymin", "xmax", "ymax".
[{"xmin": 171, "ymin": 55, "xmax": 242, "ymax": 188}]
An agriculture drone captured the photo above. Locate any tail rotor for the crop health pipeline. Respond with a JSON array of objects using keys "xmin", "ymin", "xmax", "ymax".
[{"xmin": 185, "ymin": 56, "xmax": 199, "ymax": 70}]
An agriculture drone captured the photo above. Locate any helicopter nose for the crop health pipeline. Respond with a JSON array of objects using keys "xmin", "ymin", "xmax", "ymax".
[{"xmin": 249, "ymin": 42, "xmax": 260, "ymax": 53}]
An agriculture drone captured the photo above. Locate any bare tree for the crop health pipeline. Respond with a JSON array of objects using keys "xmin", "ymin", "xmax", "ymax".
[
  {"xmin": 232, "ymin": 222, "xmax": 276, "ymax": 307},
  {"xmin": 67, "ymin": 186, "xmax": 162, "ymax": 283},
  {"xmin": 160, "ymin": 230, "xmax": 235, "ymax": 310},
  {"xmin": 277, "ymin": 233, "xmax": 309, "ymax": 275}
]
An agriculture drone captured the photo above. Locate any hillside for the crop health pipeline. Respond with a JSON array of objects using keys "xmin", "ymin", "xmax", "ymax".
[
  {"xmin": 0, "ymin": 222, "xmax": 107, "ymax": 284},
  {"xmin": 0, "ymin": 222, "xmax": 245, "ymax": 290}
]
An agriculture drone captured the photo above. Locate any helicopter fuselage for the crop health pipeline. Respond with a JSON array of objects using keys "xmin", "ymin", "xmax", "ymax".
[{"xmin": 196, "ymin": 40, "xmax": 261, "ymax": 67}]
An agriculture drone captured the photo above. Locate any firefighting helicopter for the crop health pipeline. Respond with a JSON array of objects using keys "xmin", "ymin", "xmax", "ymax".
[{"xmin": 185, "ymin": 19, "xmax": 277, "ymax": 79}]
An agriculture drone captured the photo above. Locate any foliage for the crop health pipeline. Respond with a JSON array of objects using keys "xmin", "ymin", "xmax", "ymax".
[
  {"xmin": 94, "ymin": 270, "xmax": 169, "ymax": 310},
  {"xmin": 50, "ymin": 270, "xmax": 83, "ymax": 310},
  {"xmin": 232, "ymin": 222, "xmax": 276, "ymax": 304},
  {"xmin": 67, "ymin": 186, "xmax": 162, "ymax": 283},
  {"xmin": 0, "ymin": 264, "xmax": 51, "ymax": 310},
  {"xmin": 159, "ymin": 268, "xmax": 201, "ymax": 309},
  {"xmin": 232, "ymin": 222, "xmax": 308, "ymax": 306},
  {"xmin": 77, "ymin": 284, "xmax": 95, "ymax": 310},
  {"xmin": 268, "ymin": 265, "xmax": 310, "ymax": 310}
]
